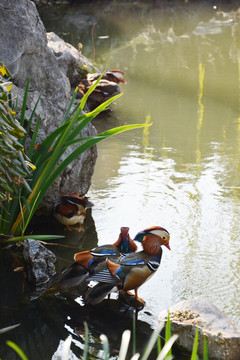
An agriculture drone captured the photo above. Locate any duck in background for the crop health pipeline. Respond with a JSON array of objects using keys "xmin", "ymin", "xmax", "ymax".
[
  {"xmin": 58, "ymin": 227, "xmax": 137, "ymax": 290},
  {"xmin": 78, "ymin": 70, "xmax": 127, "ymax": 111},
  {"xmin": 84, "ymin": 226, "xmax": 171, "ymax": 306},
  {"xmin": 53, "ymin": 193, "xmax": 92, "ymax": 231}
]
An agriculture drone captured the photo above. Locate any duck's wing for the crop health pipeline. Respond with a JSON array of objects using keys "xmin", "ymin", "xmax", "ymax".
[{"xmin": 54, "ymin": 203, "xmax": 78, "ymax": 218}]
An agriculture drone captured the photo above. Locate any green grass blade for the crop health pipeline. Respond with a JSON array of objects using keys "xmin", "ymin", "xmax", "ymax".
[
  {"xmin": 65, "ymin": 93, "xmax": 122, "ymax": 146},
  {"xmin": 132, "ymin": 311, "xmax": 137, "ymax": 356},
  {"xmin": 27, "ymin": 115, "xmax": 40, "ymax": 159},
  {"xmin": 156, "ymin": 334, "xmax": 178, "ymax": 360},
  {"xmin": 61, "ymin": 87, "xmax": 78, "ymax": 125},
  {"xmin": 119, "ymin": 330, "xmax": 131, "ymax": 360},
  {"xmin": 6, "ymin": 341, "xmax": 28, "ymax": 360},
  {"xmin": 165, "ymin": 312, "xmax": 172, "ymax": 358},
  {"xmin": 61, "ymin": 336, "xmax": 72, "ymax": 360},
  {"xmin": 203, "ymin": 335, "xmax": 208, "ymax": 360},
  {"xmin": 157, "ymin": 335, "xmax": 162, "ymax": 355},
  {"xmin": 83, "ymin": 322, "xmax": 89, "ymax": 360},
  {"xmin": 44, "ymin": 124, "xmax": 149, "ymax": 196},
  {"xmin": 21, "ymin": 91, "xmax": 42, "ymax": 147},
  {"xmin": 0, "ymin": 324, "xmax": 20, "ymax": 334},
  {"xmin": 79, "ymin": 73, "xmax": 104, "ymax": 110},
  {"xmin": 19, "ymin": 79, "xmax": 30, "ymax": 127},
  {"xmin": 100, "ymin": 334, "xmax": 109, "ymax": 360},
  {"xmin": 0, "ymin": 234, "xmax": 65, "ymax": 244},
  {"xmin": 140, "ymin": 323, "xmax": 164, "ymax": 360},
  {"xmin": 190, "ymin": 327, "xmax": 199, "ymax": 360}
]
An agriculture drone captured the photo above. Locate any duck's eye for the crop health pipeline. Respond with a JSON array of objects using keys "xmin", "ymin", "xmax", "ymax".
[{"xmin": 162, "ymin": 237, "xmax": 166, "ymax": 239}]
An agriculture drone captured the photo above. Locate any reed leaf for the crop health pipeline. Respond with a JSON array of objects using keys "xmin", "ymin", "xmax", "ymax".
[
  {"xmin": 203, "ymin": 335, "xmax": 209, "ymax": 360},
  {"xmin": 119, "ymin": 330, "xmax": 131, "ymax": 360},
  {"xmin": 100, "ymin": 334, "xmax": 109, "ymax": 360},
  {"xmin": 19, "ymin": 79, "xmax": 30, "ymax": 127},
  {"xmin": 83, "ymin": 322, "xmax": 89, "ymax": 360},
  {"xmin": 61, "ymin": 336, "xmax": 72, "ymax": 360},
  {"xmin": 0, "ymin": 234, "xmax": 65, "ymax": 244},
  {"xmin": 190, "ymin": 327, "xmax": 199, "ymax": 360},
  {"xmin": 156, "ymin": 334, "xmax": 178, "ymax": 360},
  {"xmin": 140, "ymin": 322, "xmax": 164, "ymax": 360},
  {"xmin": 6, "ymin": 341, "xmax": 28, "ymax": 360}
]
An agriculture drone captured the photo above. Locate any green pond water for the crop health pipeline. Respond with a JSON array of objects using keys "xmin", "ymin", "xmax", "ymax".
[
  {"xmin": 39, "ymin": 0, "xmax": 240, "ymax": 325},
  {"xmin": 1, "ymin": 1, "xmax": 240, "ymax": 359}
]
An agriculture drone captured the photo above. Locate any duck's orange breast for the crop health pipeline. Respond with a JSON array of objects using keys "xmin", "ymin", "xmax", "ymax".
[{"xmin": 123, "ymin": 266, "xmax": 153, "ymax": 291}]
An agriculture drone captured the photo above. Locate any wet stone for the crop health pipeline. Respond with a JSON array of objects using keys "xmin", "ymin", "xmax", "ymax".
[{"xmin": 23, "ymin": 239, "xmax": 56, "ymax": 285}]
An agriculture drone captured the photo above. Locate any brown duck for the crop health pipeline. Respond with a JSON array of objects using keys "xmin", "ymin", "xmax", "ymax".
[{"xmin": 78, "ymin": 70, "xmax": 126, "ymax": 111}]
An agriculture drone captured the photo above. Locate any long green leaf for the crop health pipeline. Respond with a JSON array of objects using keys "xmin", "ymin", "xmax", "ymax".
[
  {"xmin": 0, "ymin": 234, "xmax": 65, "ymax": 244},
  {"xmin": 44, "ymin": 124, "xmax": 148, "ymax": 195},
  {"xmin": 21, "ymin": 91, "xmax": 42, "ymax": 147},
  {"xmin": 203, "ymin": 335, "xmax": 208, "ymax": 360},
  {"xmin": 190, "ymin": 327, "xmax": 199, "ymax": 360},
  {"xmin": 100, "ymin": 334, "xmax": 109, "ymax": 360},
  {"xmin": 61, "ymin": 87, "xmax": 78, "ymax": 125},
  {"xmin": 19, "ymin": 79, "xmax": 30, "ymax": 127},
  {"xmin": 83, "ymin": 322, "xmax": 89, "ymax": 360},
  {"xmin": 141, "ymin": 322, "xmax": 164, "ymax": 360},
  {"xmin": 156, "ymin": 334, "xmax": 178, "ymax": 360},
  {"xmin": 119, "ymin": 330, "xmax": 131, "ymax": 360},
  {"xmin": 0, "ymin": 324, "xmax": 20, "ymax": 334},
  {"xmin": 27, "ymin": 115, "xmax": 40, "ymax": 158},
  {"xmin": 6, "ymin": 341, "xmax": 28, "ymax": 360},
  {"xmin": 165, "ymin": 312, "xmax": 172, "ymax": 358},
  {"xmin": 20, "ymin": 123, "xmax": 149, "ymax": 231}
]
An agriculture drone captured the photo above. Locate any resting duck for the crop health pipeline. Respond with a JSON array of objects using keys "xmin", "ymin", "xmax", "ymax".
[
  {"xmin": 78, "ymin": 70, "xmax": 126, "ymax": 111},
  {"xmin": 59, "ymin": 227, "xmax": 137, "ymax": 289},
  {"xmin": 84, "ymin": 226, "xmax": 170, "ymax": 305},
  {"xmin": 53, "ymin": 193, "xmax": 92, "ymax": 231}
]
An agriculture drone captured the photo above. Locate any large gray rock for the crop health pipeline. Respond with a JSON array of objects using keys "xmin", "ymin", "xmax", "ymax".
[
  {"xmin": 47, "ymin": 32, "xmax": 97, "ymax": 87},
  {"xmin": 158, "ymin": 296, "xmax": 240, "ymax": 360},
  {"xmin": 0, "ymin": 0, "xmax": 97, "ymax": 211}
]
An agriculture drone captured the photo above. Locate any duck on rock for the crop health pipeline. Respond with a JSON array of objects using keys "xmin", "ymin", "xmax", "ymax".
[
  {"xmin": 78, "ymin": 70, "xmax": 126, "ymax": 111},
  {"xmin": 59, "ymin": 227, "xmax": 137, "ymax": 290},
  {"xmin": 84, "ymin": 226, "xmax": 171, "ymax": 305},
  {"xmin": 53, "ymin": 193, "xmax": 92, "ymax": 231}
]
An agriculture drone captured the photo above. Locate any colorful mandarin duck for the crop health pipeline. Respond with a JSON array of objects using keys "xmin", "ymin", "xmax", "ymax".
[
  {"xmin": 59, "ymin": 227, "xmax": 137, "ymax": 290},
  {"xmin": 78, "ymin": 70, "xmax": 126, "ymax": 111},
  {"xmin": 53, "ymin": 193, "xmax": 92, "ymax": 231},
  {"xmin": 84, "ymin": 226, "xmax": 170, "ymax": 305}
]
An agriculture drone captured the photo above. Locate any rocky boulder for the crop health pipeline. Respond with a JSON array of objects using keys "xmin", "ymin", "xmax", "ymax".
[
  {"xmin": 23, "ymin": 238, "xmax": 56, "ymax": 285},
  {"xmin": 158, "ymin": 296, "xmax": 240, "ymax": 360},
  {"xmin": 47, "ymin": 32, "xmax": 97, "ymax": 87},
  {"xmin": 0, "ymin": 0, "xmax": 98, "ymax": 211}
]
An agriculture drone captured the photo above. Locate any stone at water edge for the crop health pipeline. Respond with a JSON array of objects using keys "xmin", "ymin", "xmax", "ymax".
[
  {"xmin": 23, "ymin": 239, "xmax": 56, "ymax": 285},
  {"xmin": 158, "ymin": 296, "xmax": 240, "ymax": 360}
]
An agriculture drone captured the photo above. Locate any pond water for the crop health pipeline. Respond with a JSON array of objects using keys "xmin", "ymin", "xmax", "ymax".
[
  {"xmin": 40, "ymin": 0, "xmax": 240, "ymax": 325},
  {"xmin": 1, "ymin": 1, "xmax": 240, "ymax": 359}
]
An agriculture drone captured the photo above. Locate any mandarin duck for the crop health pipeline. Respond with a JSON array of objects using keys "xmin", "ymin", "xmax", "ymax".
[
  {"xmin": 84, "ymin": 226, "xmax": 170, "ymax": 306},
  {"xmin": 59, "ymin": 227, "xmax": 137, "ymax": 290},
  {"xmin": 53, "ymin": 193, "xmax": 92, "ymax": 231},
  {"xmin": 78, "ymin": 70, "xmax": 126, "ymax": 111}
]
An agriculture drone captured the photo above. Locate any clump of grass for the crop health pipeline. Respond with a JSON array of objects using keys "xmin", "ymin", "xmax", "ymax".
[{"xmin": 0, "ymin": 67, "xmax": 149, "ymax": 243}]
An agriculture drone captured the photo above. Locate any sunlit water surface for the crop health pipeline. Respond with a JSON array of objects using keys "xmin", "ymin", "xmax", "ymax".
[
  {"xmin": 46, "ymin": 1, "xmax": 240, "ymax": 326},
  {"xmin": 6, "ymin": 2, "xmax": 239, "ymax": 358}
]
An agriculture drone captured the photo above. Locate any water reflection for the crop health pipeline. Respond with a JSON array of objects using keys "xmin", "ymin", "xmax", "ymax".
[{"xmin": 3, "ymin": 1, "xmax": 240, "ymax": 359}]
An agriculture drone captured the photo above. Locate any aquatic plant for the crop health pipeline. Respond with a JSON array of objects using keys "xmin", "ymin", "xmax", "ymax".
[
  {"xmin": 0, "ymin": 66, "xmax": 148, "ymax": 243},
  {"xmin": 0, "ymin": 63, "xmax": 35, "ymax": 202},
  {"xmin": 1, "ymin": 315, "xmax": 209, "ymax": 360}
]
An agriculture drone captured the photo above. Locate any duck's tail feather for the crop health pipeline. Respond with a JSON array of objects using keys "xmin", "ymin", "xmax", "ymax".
[
  {"xmin": 58, "ymin": 263, "xmax": 89, "ymax": 289},
  {"xmin": 84, "ymin": 283, "xmax": 117, "ymax": 305}
]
